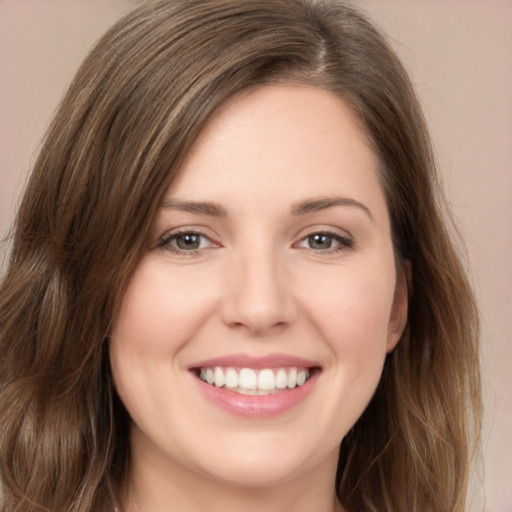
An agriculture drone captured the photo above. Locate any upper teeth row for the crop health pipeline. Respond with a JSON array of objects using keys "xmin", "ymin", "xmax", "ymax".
[{"xmin": 199, "ymin": 367, "xmax": 310, "ymax": 391}]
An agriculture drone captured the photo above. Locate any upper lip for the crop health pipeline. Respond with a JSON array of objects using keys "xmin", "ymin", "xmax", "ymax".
[{"xmin": 188, "ymin": 353, "xmax": 321, "ymax": 370}]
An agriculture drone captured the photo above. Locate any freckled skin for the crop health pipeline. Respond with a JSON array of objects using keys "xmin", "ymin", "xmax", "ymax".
[{"xmin": 109, "ymin": 85, "xmax": 408, "ymax": 512}]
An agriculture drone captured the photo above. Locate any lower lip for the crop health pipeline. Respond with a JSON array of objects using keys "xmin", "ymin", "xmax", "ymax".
[{"xmin": 192, "ymin": 370, "xmax": 320, "ymax": 418}]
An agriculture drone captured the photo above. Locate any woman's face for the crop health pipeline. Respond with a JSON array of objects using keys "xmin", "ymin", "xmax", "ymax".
[{"xmin": 110, "ymin": 85, "xmax": 407, "ymax": 490}]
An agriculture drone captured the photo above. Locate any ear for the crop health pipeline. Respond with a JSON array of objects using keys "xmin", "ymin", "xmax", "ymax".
[{"xmin": 386, "ymin": 261, "xmax": 411, "ymax": 353}]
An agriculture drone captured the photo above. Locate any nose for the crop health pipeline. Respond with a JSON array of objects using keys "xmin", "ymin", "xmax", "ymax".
[{"xmin": 220, "ymin": 246, "xmax": 297, "ymax": 336}]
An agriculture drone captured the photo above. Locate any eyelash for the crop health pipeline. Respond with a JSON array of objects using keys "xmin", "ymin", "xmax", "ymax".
[
  {"xmin": 158, "ymin": 229, "xmax": 217, "ymax": 255},
  {"xmin": 157, "ymin": 229, "xmax": 354, "ymax": 255},
  {"xmin": 295, "ymin": 230, "xmax": 354, "ymax": 253}
]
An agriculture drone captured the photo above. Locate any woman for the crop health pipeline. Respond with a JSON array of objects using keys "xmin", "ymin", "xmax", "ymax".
[{"xmin": 0, "ymin": 1, "xmax": 481, "ymax": 511}]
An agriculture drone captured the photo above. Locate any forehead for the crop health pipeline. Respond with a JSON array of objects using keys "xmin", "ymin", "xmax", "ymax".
[{"xmin": 167, "ymin": 85, "xmax": 386, "ymax": 219}]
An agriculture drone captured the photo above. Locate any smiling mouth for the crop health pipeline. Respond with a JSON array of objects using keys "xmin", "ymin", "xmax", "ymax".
[{"xmin": 194, "ymin": 366, "xmax": 317, "ymax": 396}]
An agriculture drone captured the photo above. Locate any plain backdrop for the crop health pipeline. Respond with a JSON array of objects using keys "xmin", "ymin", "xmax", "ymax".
[{"xmin": 1, "ymin": 1, "xmax": 511, "ymax": 511}]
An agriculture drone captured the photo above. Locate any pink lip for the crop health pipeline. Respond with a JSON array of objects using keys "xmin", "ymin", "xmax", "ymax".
[
  {"xmin": 188, "ymin": 352, "xmax": 320, "ymax": 370},
  {"xmin": 192, "ymin": 371, "xmax": 320, "ymax": 418},
  {"xmin": 188, "ymin": 353, "xmax": 321, "ymax": 418}
]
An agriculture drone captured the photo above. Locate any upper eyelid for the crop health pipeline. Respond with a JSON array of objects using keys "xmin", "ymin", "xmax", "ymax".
[
  {"xmin": 293, "ymin": 223, "xmax": 354, "ymax": 241},
  {"xmin": 159, "ymin": 225, "xmax": 219, "ymax": 240},
  {"xmin": 162, "ymin": 227, "xmax": 209, "ymax": 237},
  {"xmin": 295, "ymin": 231, "xmax": 354, "ymax": 248},
  {"xmin": 161, "ymin": 229, "xmax": 216, "ymax": 243},
  {"xmin": 299, "ymin": 230, "xmax": 351, "ymax": 241}
]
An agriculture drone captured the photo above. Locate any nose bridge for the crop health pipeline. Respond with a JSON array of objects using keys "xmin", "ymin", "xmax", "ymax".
[{"xmin": 222, "ymin": 239, "xmax": 295, "ymax": 334}]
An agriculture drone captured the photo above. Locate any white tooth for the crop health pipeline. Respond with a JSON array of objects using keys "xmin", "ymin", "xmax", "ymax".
[
  {"xmin": 206, "ymin": 368, "xmax": 214, "ymax": 385},
  {"xmin": 200, "ymin": 368, "xmax": 206, "ymax": 381},
  {"xmin": 258, "ymin": 369, "xmax": 275, "ymax": 390},
  {"xmin": 238, "ymin": 368, "xmax": 257, "ymax": 389},
  {"xmin": 275, "ymin": 368, "xmax": 288, "ymax": 389},
  {"xmin": 238, "ymin": 388, "xmax": 257, "ymax": 395},
  {"xmin": 214, "ymin": 367, "xmax": 225, "ymax": 387},
  {"xmin": 297, "ymin": 370, "xmax": 307, "ymax": 386},
  {"xmin": 257, "ymin": 389, "xmax": 270, "ymax": 395},
  {"xmin": 225, "ymin": 368, "xmax": 238, "ymax": 388},
  {"xmin": 287, "ymin": 367, "xmax": 298, "ymax": 388}
]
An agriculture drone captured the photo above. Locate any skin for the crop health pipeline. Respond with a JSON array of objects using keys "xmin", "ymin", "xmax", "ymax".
[{"xmin": 109, "ymin": 85, "xmax": 408, "ymax": 512}]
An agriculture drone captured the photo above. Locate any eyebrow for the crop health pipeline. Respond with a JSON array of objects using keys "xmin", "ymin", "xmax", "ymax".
[
  {"xmin": 161, "ymin": 196, "xmax": 373, "ymax": 221},
  {"xmin": 161, "ymin": 199, "xmax": 228, "ymax": 217},
  {"xmin": 291, "ymin": 196, "xmax": 374, "ymax": 221}
]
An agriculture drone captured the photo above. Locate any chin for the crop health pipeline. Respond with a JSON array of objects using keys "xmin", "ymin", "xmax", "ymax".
[
  {"xmin": 179, "ymin": 431, "xmax": 338, "ymax": 490},
  {"xmin": 197, "ymin": 454, "xmax": 312, "ymax": 489}
]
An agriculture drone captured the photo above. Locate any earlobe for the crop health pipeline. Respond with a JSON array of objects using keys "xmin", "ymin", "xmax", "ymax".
[{"xmin": 386, "ymin": 261, "xmax": 411, "ymax": 353}]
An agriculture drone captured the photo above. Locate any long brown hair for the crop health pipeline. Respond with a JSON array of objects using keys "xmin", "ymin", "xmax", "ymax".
[{"xmin": 0, "ymin": 1, "xmax": 481, "ymax": 511}]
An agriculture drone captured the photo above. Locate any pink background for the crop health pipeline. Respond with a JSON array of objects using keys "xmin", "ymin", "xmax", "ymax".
[{"xmin": 1, "ymin": 1, "xmax": 511, "ymax": 510}]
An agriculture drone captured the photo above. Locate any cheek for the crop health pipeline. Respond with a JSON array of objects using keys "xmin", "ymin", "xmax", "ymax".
[
  {"xmin": 290, "ymin": 261, "xmax": 397, "ymax": 445},
  {"xmin": 111, "ymin": 261, "xmax": 217, "ymax": 356},
  {"xmin": 108, "ymin": 261, "xmax": 216, "ymax": 418},
  {"xmin": 303, "ymin": 263, "xmax": 396, "ymax": 370}
]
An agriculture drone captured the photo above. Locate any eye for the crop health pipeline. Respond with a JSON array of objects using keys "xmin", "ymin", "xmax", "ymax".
[
  {"xmin": 296, "ymin": 231, "xmax": 353, "ymax": 252},
  {"xmin": 158, "ymin": 230, "xmax": 216, "ymax": 253}
]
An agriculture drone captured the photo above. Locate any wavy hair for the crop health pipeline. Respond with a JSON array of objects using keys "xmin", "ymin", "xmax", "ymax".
[{"xmin": 0, "ymin": 1, "xmax": 481, "ymax": 511}]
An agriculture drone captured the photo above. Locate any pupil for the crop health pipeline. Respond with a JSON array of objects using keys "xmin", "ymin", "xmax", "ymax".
[
  {"xmin": 177, "ymin": 234, "xmax": 200, "ymax": 250},
  {"xmin": 309, "ymin": 234, "xmax": 332, "ymax": 249}
]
